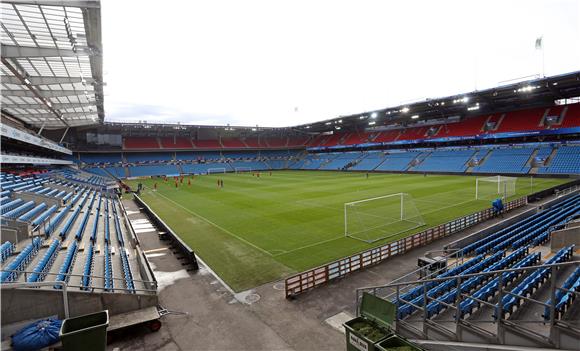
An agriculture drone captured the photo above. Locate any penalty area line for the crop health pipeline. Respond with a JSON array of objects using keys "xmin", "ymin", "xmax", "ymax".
[{"xmin": 153, "ymin": 191, "xmax": 275, "ymax": 257}]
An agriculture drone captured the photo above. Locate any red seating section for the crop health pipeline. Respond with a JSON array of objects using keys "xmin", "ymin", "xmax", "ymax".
[
  {"xmin": 194, "ymin": 139, "xmax": 222, "ymax": 148},
  {"xmin": 221, "ymin": 138, "xmax": 246, "ymax": 148},
  {"xmin": 441, "ymin": 115, "xmax": 486, "ymax": 137},
  {"xmin": 560, "ymin": 103, "xmax": 580, "ymax": 128},
  {"xmin": 160, "ymin": 137, "xmax": 193, "ymax": 149},
  {"xmin": 265, "ymin": 138, "xmax": 288, "ymax": 147},
  {"xmin": 496, "ymin": 108, "xmax": 544, "ymax": 132},
  {"xmin": 398, "ymin": 126, "xmax": 428, "ymax": 141},
  {"xmin": 124, "ymin": 137, "xmax": 160, "ymax": 149},
  {"xmin": 120, "ymin": 104, "xmax": 579, "ymax": 150},
  {"xmin": 342, "ymin": 132, "xmax": 371, "ymax": 145},
  {"xmin": 288, "ymin": 136, "xmax": 310, "ymax": 147},
  {"xmin": 242, "ymin": 138, "xmax": 262, "ymax": 148},
  {"xmin": 374, "ymin": 130, "xmax": 400, "ymax": 143}
]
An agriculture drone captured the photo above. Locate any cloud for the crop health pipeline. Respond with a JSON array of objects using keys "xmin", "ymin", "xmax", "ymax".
[{"xmin": 101, "ymin": 0, "xmax": 580, "ymax": 127}]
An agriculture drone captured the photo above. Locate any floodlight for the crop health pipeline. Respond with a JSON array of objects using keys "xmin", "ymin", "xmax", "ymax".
[
  {"xmin": 370, "ymin": 112, "xmax": 378, "ymax": 118},
  {"xmin": 369, "ymin": 121, "xmax": 376, "ymax": 125},
  {"xmin": 401, "ymin": 107, "xmax": 410, "ymax": 113},
  {"xmin": 411, "ymin": 115, "xmax": 419, "ymax": 119}
]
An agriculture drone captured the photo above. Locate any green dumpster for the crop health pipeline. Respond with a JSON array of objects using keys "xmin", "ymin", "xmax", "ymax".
[
  {"xmin": 60, "ymin": 310, "xmax": 109, "ymax": 351},
  {"xmin": 343, "ymin": 293, "xmax": 395, "ymax": 351},
  {"xmin": 376, "ymin": 335, "xmax": 423, "ymax": 351}
]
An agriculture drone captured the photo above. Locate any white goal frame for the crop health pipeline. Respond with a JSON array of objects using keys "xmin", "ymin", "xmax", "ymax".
[
  {"xmin": 475, "ymin": 175, "xmax": 516, "ymax": 200},
  {"xmin": 207, "ymin": 167, "xmax": 226, "ymax": 175},
  {"xmin": 344, "ymin": 193, "xmax": 426, "ymax": 243},
  {"xmin": 234, "ymin": 167, "xmax": 252, "ymax": 173}
]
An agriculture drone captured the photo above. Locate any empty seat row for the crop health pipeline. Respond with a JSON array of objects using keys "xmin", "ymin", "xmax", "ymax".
[
  {"xmin": 81, "ymin": 242, "xmax": 95, "ymax": 290},
  {"xmin": 0, "ymin": 237, "xmax": 43, "ymax": 282},
  {"xmin": 17, "ymin": 203, "xmax": 48, "ymax": 222},
  {"xmin": 425, "ymin": 249, "xmax": 524, "ymax": 319},
  {"xmin": 31, "ymin": 205, "xmax": 58, "ymax": 227},
  {"xmin": 54, "ymin": 241, "xmax": 79, "ymax": 289},
  {"xmin": 394, "ymin": 254, "xmax": 484, "ymax": 306},
  {"xmin": 543, "ymin": 266, "xmax": 580, "ymax": 321},
  {"xmin": 0, "ymin": 241, "xmax": 15, "ymax": 263},
  {"xmin": 458, "ymin": 251, "xmax": 541, "ymax": 318},
  {"xmin": 496, "ymin": 245, "xmax": 575, "ymax": 318},
  {"xmin": 2, "ymin": 201, "xmax": 35, "ymax": 219},
  {"xmin": 27, "ymin": 239, "xmax": 61, "ymax": 283},
  {"xmin": 511, "ymin": 204, "xmax": 580, "ymax": 250},
  {"xmin": 462, "ymin": 194, "xmax": 580, "ymax": 255},
  {"xmin": 120, "ymin": 248, "xmax": 135, "ymax": 293}
]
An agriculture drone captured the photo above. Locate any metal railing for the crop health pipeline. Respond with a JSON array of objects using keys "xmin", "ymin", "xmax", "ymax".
[
  {"xmin": 0, "ymin": 268, "xmax": 158, "ymax": 295},
  {"xmin": 355, "ymin": 260, "xmax": 580, "ymax": 347},
  {"xmin": 284, "ymin": 196, "xmax": 527, "ymax": 298}
]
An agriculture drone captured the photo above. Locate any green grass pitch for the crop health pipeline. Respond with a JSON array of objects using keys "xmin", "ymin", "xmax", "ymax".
[{"xmin": 127, "ymin": 171, "xmax": 567, "ymax": 292}]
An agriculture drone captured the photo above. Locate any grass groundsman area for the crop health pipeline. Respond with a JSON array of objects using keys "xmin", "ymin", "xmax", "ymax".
[{"xmin": 127, "ymin": 171, "xmax": 567, "ymax": 291}]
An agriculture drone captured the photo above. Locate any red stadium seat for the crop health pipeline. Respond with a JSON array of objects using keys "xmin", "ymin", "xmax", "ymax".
[
  {"xmin": 560, "ymin": 103, "xmax": 580, "ymax": 128},
  {"xmin": 124, "ymin": 137, "xmax": 160, "ymax": 149},
  {"xmin": 495, "ymin": 107, "xmax": 545, "ymax": 132},
  {"xmin": 221, "ymin": 138, "xmax": 247, "ymax": 148},
  {"xmin": 159, "ymin": 137, "xmax": 193, "ymax": 149},
  {"xmin": 193, "ymin": 139, "xmax": 222, "ymax": 148}
]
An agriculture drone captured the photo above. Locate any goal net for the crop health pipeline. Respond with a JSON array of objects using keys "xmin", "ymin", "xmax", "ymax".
[
  {"xmin": 207, "ymin": 168, "xmax": 226, "ymax": 175},
  {"xmin": 475, "ymin": 176, "xmax": 516, "ymax": 200},
  {"xmin": 345, "ymin": 193, "xmax": 426, "ymax": 243},
  {"xmin": 234, "ymin": 167, "xmax": 252, "ymax": 173}
]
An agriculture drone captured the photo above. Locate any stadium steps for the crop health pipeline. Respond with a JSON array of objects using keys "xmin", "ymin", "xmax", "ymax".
[
  {"xmin": 406, "ymin": 152, "xmax": 431, "ymax": 171},
  {"xmin": 556, "ymin": 105, "xmax": 570, "ymax": 128},
  {"xmin": 473, "ymin": 149, "xmax": 493, "ymax": 169},
  {"xmin": 543, "ymin": 147, "xmax": 559, "ymax": 167},
  {"xmin": 526, "ymin": 149, "xmax": 540, "ymax": 174}
]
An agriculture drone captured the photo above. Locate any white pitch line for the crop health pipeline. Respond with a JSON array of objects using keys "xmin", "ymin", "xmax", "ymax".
[{"xmin": 153, "ymin": 191, "xmax": 275, "ymax": 257}]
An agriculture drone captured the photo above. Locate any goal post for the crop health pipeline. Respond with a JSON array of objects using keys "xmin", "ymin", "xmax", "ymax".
[
  {"xmin": 344, "ymin": 193, "xmax": 426, "ymax": 243},
  {"xmin": 234, "ymin": 166, "xmax": 252, "ymax": 173},
  {"xmin": 207, "ymin": 167, "xmax": 226, "ymax": 175},
  {"xmin": 475, "ymin": 175, "xmax": 516, "ymax": 200}
]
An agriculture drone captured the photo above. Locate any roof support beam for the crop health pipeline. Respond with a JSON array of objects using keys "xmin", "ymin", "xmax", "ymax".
[
  {"xmin": 1, "ymin": 102, "xmax": 94, "ymax": 110},
  {"xmin": 1, "ymin": 45, "xmax": 77, "ymax": 58},
  {"xmin": 1, "ymin": 57, "xmax": 69, "ymax": 127},
  {"xmin": 2, "ymin": 89, "xmax": 89, "ymax": 98},
  {"xmin": 4, "ymin": 0, "xmax": 100, "ymax": 8},
  {"xmin": 2, "ymin": 75, "xmax": 95, "ymax": 86},
  {"xmin": 14, "ymin": 112, "xmax": 96, "ymax": 119}
]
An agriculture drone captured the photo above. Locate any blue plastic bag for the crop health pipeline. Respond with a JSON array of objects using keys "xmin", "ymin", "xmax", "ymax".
[{"xmin": 12, "ymin": 318, "xmax": 62, "ymax": 351}]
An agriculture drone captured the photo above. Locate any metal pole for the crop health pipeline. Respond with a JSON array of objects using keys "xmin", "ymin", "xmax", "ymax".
[
  {"xmin": 400, "ymin": 193, "xmax": 404, "ymax": 220},
  {"xmin": 344, "ymin": 204, "xmax": 347, "ymax": 237},
  {"xmin": 497, "ymin": 271, "xmax": 504, "ymax": 344},
  {"xmin": 548, "ymin": 265, "xmax": 557, "ymax": 347},
  {"xmin": 59, "ymin": 127, "xmax": 70, "ymax": 144}
]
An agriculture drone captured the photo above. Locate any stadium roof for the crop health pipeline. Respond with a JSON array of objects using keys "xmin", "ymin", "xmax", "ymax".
[
  {"xmin": 0, "ymin": 0, "xmax": 103, "ymax": 130},
  {"xmin": 297, "ymin": 71, "xmax": 580, "ymax": 133}
]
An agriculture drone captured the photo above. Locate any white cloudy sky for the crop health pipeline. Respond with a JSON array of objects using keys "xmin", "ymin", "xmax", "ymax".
[{"xmin": 101, "ymin": 0, "xmax": 580, "ymax": 127}]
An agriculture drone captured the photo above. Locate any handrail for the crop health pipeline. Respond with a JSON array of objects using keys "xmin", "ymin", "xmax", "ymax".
[
  {"xmin": 0, "ymin": 268, "xmax": 157, "ymax": 294},
  {"xmin": 357, "ymin": 260, "xmax": 580, "ymax": 292}
]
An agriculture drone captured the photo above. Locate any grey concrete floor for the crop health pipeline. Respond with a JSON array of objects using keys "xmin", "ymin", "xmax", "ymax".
[{"xmin": 109, "ymin": 198, "xmax": 545, "ymax": 351}]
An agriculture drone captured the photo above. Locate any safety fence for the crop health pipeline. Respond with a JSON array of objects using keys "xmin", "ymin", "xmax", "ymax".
[{"xmin": 284, "ymin": 196, "xmax": 528, "ymax": 298}]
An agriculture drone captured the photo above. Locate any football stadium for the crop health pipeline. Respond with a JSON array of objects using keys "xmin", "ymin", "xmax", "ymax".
[{"xmin": 1, "ymin": 1, "xmax": 580, "ymax": 350}]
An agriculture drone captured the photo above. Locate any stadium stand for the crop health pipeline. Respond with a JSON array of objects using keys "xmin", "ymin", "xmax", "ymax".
[
  {"xmin": 413, "ymin": 149, "xmax": 477, "ymax": 173},
  {"xmin": 472, "ymin": 147, "xmax": 535, "ymax": 174},
  {"xmin": 538, "ymin": 145, "xmax": 580, "ymax": 174}
]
